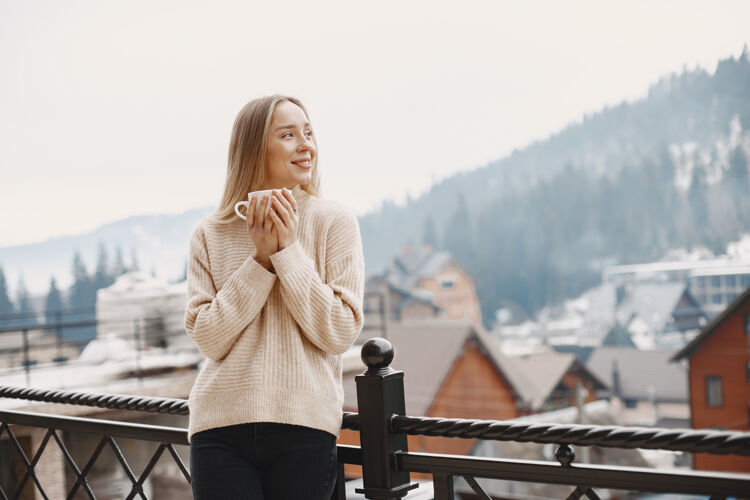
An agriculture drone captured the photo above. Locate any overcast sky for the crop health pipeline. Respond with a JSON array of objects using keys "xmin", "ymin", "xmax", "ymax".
[{"xmin": 1, "ymin": 0, "xmax": 748, "ymax": 248}]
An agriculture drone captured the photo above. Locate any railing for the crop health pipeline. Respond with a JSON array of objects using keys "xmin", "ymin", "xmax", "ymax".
[
  {"xmin": 1, "ymin": 292, "xmax": 387, "ymax": 386},
  {"xmin": 0, "ymin": 308, "xmax": 195, "ymax": 386},
  {"xmin": 1, "ymin": 338, "xmax": 749, "ymax": 499}
]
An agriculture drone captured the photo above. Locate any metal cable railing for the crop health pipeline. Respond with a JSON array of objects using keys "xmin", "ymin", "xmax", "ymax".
[{"xmin": 2, "ymin": 384, "xmax": 749, "ymax": 458}]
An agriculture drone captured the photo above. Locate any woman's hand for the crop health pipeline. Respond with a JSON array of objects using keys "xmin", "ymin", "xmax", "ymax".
[
  {"xmin": 268, "ymin": 188, "xmax": 299, "ymax": 250},
  {"xmin": 247, "ymin": 193, "xmax": 278, "ymax": 270}
]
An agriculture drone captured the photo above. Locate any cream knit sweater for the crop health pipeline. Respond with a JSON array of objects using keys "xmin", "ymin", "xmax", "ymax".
[{"xmin": 184, "ymin": 186, "xmax": 364, "ymax": 442}]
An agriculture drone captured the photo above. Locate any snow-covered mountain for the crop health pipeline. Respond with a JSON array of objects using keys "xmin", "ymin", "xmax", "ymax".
[{"xmin": 0, "ymin": 206, "xmax": 214, "ymax": 296}]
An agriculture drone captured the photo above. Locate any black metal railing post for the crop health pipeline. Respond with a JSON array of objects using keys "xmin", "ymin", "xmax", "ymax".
[{"xmin": 355, "ymin": 338, "xmax": 418, "ymax": 499}]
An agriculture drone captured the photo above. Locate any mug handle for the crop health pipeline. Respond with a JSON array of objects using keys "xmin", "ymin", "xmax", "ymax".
[{"xmin": 234, "ymin": 201, "xmax": 249, "ymax": 220}]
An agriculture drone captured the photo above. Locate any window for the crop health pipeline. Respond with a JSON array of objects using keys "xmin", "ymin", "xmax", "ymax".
[
  {"xmin": 711, "ymin": 293, "xmax": 722, "ymax": 305},
  {"xmin": 696, "ymin": 276, "xmax": 706, "ymax": 288},
  {"xmin": 706, "ymin": 376, "xmax": 723, "ymax": 407},
  {"xmin": 742, "ymin": 274, "xmax": 750, "ymax": 288},
  {"xmin": 439, "ymin": 278, "xmax": 455, "ymax": 289},
  {"xmin": 711, "ymin": 276, "xmax": 721, "ymax": 288},
  {"xmin": 726, "ymin": 275, "xmax": 737, "ymax": 288}
]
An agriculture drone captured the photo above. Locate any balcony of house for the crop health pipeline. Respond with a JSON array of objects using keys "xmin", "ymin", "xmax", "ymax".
[{"xmin": 1, "ymin": 336, "xmax": 749, "ymax": 500}]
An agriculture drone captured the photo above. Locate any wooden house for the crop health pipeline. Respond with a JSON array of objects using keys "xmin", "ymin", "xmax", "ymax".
[
  {"xmin": 339, "ymin": 320, "xmax": 605, "ymax": 478},
  {"xmin": 671, "ymin": 286, "xmax": 750, "ymax": 473},
  {"xmin": 366, "ymin": 245, "xmax": 482, "ymax": 325}
]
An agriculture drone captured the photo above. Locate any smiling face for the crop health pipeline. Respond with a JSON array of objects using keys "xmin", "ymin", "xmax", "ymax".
[{"xmin": 262, "ymin": 100, "xmax": 317, "ymax": 190}]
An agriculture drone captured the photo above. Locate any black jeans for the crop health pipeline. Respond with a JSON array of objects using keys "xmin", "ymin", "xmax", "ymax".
[{"xmin": 190, "ymin": 422, "xmax": 338, "ymax": 500}]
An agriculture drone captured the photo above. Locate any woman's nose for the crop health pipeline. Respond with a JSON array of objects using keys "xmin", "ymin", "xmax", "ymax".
[{"xmin": 297, "ymin": 137, "xmax": 314, "ymax": 152}]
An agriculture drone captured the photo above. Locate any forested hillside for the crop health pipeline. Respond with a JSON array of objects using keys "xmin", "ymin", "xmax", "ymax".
[{"xmin": 359, "ymin": 50, "xmax": 750, "ymax": 327}]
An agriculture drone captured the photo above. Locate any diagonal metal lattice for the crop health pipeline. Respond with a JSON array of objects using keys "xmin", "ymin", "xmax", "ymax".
[
  {"xmin": 0, "ymin": 419, "xmax": 191, "ymax": 500},
  {"xmin": 0, "ymin": 422, "xmax": 50, "ymax": 500},
  {"xmin": 567, "ymin": 485, "xmax": 602, "ymax": 500},
  {"xmin": 49, "ymin": 429, "xmax": 96, "ymax": 500},
  {"xmin": 462, "ymin": 475, "xmax": 491, "ymax": 500}
]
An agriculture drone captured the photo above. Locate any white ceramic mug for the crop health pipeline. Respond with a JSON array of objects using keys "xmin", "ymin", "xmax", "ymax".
[{"xmin": 234, "ymin": 190, "xmax": 275, "ymax": 220}]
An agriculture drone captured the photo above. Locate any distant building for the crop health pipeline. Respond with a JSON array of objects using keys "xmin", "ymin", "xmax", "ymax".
[
  {"xmin": 672, "ymin": 286, "xmax": 750, "ymax": 473},
  {"xmin": 366, "ymin": 245, "xmax": 482, "ymax": 324},
  {"xmin": 96, "ymin": 272, "xmax": 191, "ymax": 351},
  {"xmin": 583, "ymin": 281, "xmax": 707, "ymax": 349},
  {"xmin": 603, "ymin": 259, "xmax": 750, "ymax": 317},
  {"xmin": 509, "ymin": 350, "xmax": 606, "ymax": 413},
  {"xmin": 340, "ymin": 320, "xmax": 604, "ymax": 479},
  {"xmin": 587, "ymin": 346, "xmax": 689, "ymax": 428}
]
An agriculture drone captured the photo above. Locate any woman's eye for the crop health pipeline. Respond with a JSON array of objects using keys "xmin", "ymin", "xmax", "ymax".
[
  {"xmin": 305, "ymin": 130, "xmax": 313, "ymax": 138},
  {"xmin": 282, "ymin": 132, "xmax": 293, "ymax": 138}
]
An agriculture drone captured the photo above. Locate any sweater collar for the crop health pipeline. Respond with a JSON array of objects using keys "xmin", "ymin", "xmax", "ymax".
[{"xmin": 292, "ymin": 184, "xmax": 313, "ymax": 212}]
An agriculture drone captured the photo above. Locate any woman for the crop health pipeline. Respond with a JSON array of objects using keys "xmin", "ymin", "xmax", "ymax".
[{"xmin": 185, "ymin": 95, "xmax": 365, "ymax": 499}]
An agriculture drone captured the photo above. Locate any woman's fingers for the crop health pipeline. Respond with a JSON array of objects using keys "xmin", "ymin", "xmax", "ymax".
[
  {"xmin": 276, "ymin": 190, "xmax": 296, "ymax": 219},
  {"xmin": 246, "ymin": 194, "xmax": 255, "ymax": 229},
  {"xmin": 268, "ymin": 206, "xmax": 284, "ymax": 229},
  {"xmin": 261, "ymin": 195, "xmax": 274, "ymax": 231},
  {"xmin": 282, "ymin": 188, "xmax": 298, "ymax": 213},
  {"xmin": 271, "ymin": 193, "xmax": 292, "ymax": 227}
]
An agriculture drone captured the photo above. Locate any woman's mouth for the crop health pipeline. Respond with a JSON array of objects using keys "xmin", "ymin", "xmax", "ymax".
[{"xmin": 292, "ymin": 159, "xmax": 312, "ymax": 169}]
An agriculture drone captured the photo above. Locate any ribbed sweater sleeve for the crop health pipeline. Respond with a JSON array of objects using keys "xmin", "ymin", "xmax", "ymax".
[
  {"xmin": 184, "ymin": 223, "xmax": 277, "ymax": 361},
  {"xmin": 270, "ymin": 207, "xmax": 364, "ymax": 355}
]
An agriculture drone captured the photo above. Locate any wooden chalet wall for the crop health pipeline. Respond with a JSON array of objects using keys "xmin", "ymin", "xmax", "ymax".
[
  {"xmin": 689, "ymin": 300, "xmax": 750, "ymax": 472},
  {"xmin": 337, "ymin": 337, "xmax": 519, "ymax": 479},
  {"xmin": 418, "ymin": 265, "xmax": 482, "ymax": 324}
]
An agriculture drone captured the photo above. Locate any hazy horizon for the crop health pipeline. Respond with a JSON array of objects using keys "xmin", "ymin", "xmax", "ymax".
[{"xmin": 2, "ymin": 0, "xmax": 749, "ymax": 248}]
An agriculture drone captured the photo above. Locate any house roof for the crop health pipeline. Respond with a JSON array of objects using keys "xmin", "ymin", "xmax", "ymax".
[
  {"xmin": 584, "ymin": 281, "xmax": 704, "ymax": 336},
  {"xmin": 511, "ymin": 351, "xmax": 608, "ymax": 410},
  {"xmin": 616, "ymin": 282, "xmax": 692, "ymax": 333},
  {"xmin": 345, "ymin": 320, "xmax": 537, "ymax": 415},
  {"xmin": 587, "ymin": 346, "xmax": 688, "ymax": 402},
  {"xmin": 601, "ymin": 322, "xmax": 636, "ymax": 348},
  {"xmin": 365, "ymin": 277, "xmax": 441, "ymax": 312},
  {"xmin": 383, "ymin": 246, "xmax": 455, "ymax": 291},
  {"xmin": 671, "ymin": 285, "xmax": 750, "ymax": 361}
]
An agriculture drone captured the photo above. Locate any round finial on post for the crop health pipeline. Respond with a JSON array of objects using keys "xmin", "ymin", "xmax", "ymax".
[
  {"xmin": 361, "ymin": 338, "xmax": 395, "ymax": 375},
  {"xmin": 555, "ymin": 444, "xmax": 575, "ymax": 467}
]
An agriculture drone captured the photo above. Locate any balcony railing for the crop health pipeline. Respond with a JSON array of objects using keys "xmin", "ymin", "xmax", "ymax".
[{"xmin": 1, "ymin": 337, "xmax": 749, "ymax": 499}]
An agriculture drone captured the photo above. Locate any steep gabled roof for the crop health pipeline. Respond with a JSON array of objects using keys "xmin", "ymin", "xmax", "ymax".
[
  {"xmin": 617, "ymin": 282, "xmax": 691, "ymax": 333},
  {"xmin": 511, "ymin": 351, "xmax": 608, "ymax": 410},
  {"xmin": 365, "ymin": 277, "xmax": 442, "ymax": 313},
  {"xmin": 384, "ymin": 246, "xmax": 455, "ymax": 291},
  {"xmin": 588, "ymin": 346, "xmax": 688, "ymax": 402},
  {"xmin": 602, "ymin": 322, "xmax": 636, "ymax": 348},
  {"xmin": 671, "ymin": 285, "xmax": 750, "ymax": 361},
  {"xmin": 345, "ymin": 320, "xmax": 537, "ymax": 415}
]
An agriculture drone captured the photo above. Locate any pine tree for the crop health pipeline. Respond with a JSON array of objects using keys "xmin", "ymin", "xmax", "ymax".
[
  {"xmin": 67, "ymin": 251, "xmax": 96, "ymax": 341},
  {"xmin": 130, "ymin": 247, "xmax": 140, "ymax": 272},
  {"xmin": 16, "ymin": 277, "xmax": 32, "ymax": 314},
  {"xmin": 69, "ymin": 251, "xmax": 94, "ymax": 309},
  {"xmin": 44, "ymin": 277, "xmax": 64, "ymax": 325},
  {"xmin": 15, "ymin": 276, "xmax": 35, "ymax": 326},
  {"xmin": 422, "ymin": 215, "xmax": 438, "ymax": 248},
  {"xmin": 0, "ymin": 266, "xmax": 13, "ymax": 317},
  {"xmin": 93, "ymin": 242, "xmax": 113, "ymax": 291},
  {"xmin": 726, "ymin": 147, "xmax": 749, "ymax": 192},
  {"xmin": 688, "ymin": 166, "xmax": 709, "ymax": 244},
  {"xmin": 442, "ymin": 193, "xmax": 476, "ymax": 270},
  {"xmin": 112, "ymin": 245, "xmax": 127, "ymax": 277}
]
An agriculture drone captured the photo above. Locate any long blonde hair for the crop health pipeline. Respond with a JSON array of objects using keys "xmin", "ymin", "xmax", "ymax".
[{"xmin": 214, "ymin": 95, "xmax": 321, "ymax": 223}]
